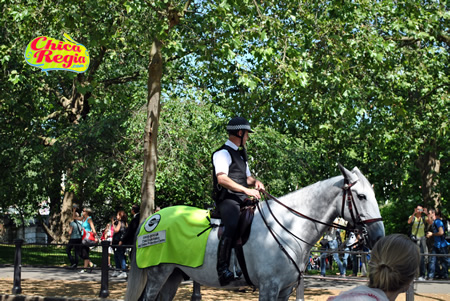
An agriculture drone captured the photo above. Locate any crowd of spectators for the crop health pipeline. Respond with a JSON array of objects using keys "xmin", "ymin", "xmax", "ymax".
[
  {"xmin": 67, "ymin": 203, "xmax": 151, "ymax": 278},
  {"xmin": 310, "ymin": 208, "xmax": 449, "ymax": 281}
]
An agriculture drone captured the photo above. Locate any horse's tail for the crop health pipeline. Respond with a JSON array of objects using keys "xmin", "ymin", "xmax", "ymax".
[{"xmin": 125, "ymin": 246, "xmax": 147, "ymax": 301}]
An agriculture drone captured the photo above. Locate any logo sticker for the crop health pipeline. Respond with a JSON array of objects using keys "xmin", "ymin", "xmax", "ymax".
[
  {"xmin": 24, "ymin": 33, "xmax": 90, "ymax": 75},
  {"xmin": 144, "ymin": 214, "xmax": 161, "ymax": 232}
]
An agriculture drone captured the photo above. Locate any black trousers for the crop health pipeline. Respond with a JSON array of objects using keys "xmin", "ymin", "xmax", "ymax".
[
  {"xmin": 66, "ymin": 238, "xmax": 82, "ymax": 265},
  {"xmin": 218, "ymin": 198, "xmax": 241, "ymax": 239}
]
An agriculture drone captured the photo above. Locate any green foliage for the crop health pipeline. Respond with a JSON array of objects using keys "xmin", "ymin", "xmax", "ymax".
[{"xmin": 0, "ymin": 0, "xmax": 448, "ymax": 238}]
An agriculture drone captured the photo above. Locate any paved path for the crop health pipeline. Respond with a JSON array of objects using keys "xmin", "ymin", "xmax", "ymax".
[{"xmin": 1, "ymin": 265, "xmax": 449, "ymax": 295}]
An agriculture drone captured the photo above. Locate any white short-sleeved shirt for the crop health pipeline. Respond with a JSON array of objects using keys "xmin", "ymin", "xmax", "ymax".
[{"xmin": 213, "ymin": 140, "xmax": 251, "ymax": 177}]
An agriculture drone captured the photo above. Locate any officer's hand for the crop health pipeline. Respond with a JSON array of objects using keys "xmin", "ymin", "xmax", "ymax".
[
  {"xmin": 254, "ymin": 180, "xmax": 265, "ymax": 191},
  {"xmin": 246, "ymin": 188, "xmax": 261, "ymax": 200}
]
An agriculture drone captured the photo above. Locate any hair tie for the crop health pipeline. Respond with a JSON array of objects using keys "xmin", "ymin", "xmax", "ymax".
[{"xmin": 379, "ymin": 263, "xmax": 392, "ymax": 271}]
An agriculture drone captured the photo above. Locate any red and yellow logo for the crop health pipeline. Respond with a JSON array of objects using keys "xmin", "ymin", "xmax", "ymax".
[{"xmin": 24, "ymin": 33, "xmax": 89, "ymax": 75}]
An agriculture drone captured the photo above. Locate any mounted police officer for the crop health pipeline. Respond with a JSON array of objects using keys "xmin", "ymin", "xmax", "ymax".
[{"xmin": 212, "ymin": 117, "xmax": 265, "ymax": 286}]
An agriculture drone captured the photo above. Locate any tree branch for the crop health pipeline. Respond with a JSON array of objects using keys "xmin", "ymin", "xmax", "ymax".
[
  {"xmin": 37, "ymin": 135, "xmax": 57, "ymax": 146},
  {"xmin": 87, "ymin": 46, "xmax": 107, "ymax": 82},
  {"xmin": 101, "ymin": 71, "xmax": 141, "ymax": 88},
  {"xmin": 39, "ymin": 83, "xmax": 72, "ymax": 108}
]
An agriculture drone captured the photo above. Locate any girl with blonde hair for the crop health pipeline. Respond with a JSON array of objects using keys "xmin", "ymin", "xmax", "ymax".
[{"xmin": 329, "ymin": 234, "xmax": 420, "ymax": 301}]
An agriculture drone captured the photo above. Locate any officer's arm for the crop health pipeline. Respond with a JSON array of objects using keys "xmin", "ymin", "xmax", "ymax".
[
  {"xmin": 217, "ymin": 173, "xmax": 260, "ymax": 199},
  {"xmin": 247, "ymin": 176, "xmax": 265, "ymax": 190}
]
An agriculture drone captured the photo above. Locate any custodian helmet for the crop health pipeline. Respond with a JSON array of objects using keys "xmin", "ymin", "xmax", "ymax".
[{"xmin": 226, "ymin": 117, "xmax": 254, "ymax": 135}]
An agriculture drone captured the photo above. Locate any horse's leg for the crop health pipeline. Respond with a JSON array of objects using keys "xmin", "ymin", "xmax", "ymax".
[
  {"xmin": 125, "ymin": 250, "xmax": 147, "ymax": 301},
  {"xmin": 277, "ymin": 285, "xmax": 294, "ymax": 301},
  {"xmin": 141, "ymin": 265, "xmax": 176, "ymax": 301},
  {"xmin": 157, "ymin": 269, "xmax": 184, "ymax": 301},
  {"xmin": 258, "ymin": 281, "xmax": 280, "ymax": 301},
  {"xmin": 295, "ymin": 277, "xmax": 305, "ymax": 301}
]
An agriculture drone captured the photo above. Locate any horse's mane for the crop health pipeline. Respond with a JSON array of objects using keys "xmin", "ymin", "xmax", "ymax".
[{"xmin": 278, "ymin": 175, "xmax": 344, "ymax": 203}]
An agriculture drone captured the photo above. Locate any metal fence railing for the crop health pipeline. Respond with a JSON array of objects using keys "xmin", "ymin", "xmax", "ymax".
[
  {"xmin": 0, "ymin": 242, "xmax": 103, "ymax": 267},
  {"xmin": 4, "ymin": 239, "xmax": 126, "ymax": 298},
  {"xmin": 2, "ymin": 240, "xmax": 449, "ymax": 300}
]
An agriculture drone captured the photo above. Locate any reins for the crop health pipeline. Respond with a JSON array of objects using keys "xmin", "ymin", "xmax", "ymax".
[
  {"xmin": 255, "ymin": 182, "xmax": 383, "ymax": 285},
  {"xmin": 260, "ymin": 189, "xmax": 348, "ymax": 232}
]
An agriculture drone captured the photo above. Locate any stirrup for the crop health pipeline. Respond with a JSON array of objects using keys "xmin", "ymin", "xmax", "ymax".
[{"xmin": 218, "ymin": 269, "xmax": 234, "ymax": 286}]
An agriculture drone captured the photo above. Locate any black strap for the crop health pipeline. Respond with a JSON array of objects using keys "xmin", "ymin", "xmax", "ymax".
[
  {"xmin": 264, "ymin": 195, "xmax": 316, "ymax": 248},
  {"xmin": 261, "ymin": 189, "xmax": 348, "ymax": 231},
  {"xmin": 239, "ymin": 147, "xmax": 248, "ymax": 162},
  {"xmin": 197, "ymin": 216, "xmax": 219, "ymax": 237},
  {"xmin": 256, "ymin": 201, "xmax": 302, "ymax": 285},
  {"xmin": 234, "ymin": 244, "xmax": 255, "ymax": 287},
  {"xmin": 74, "ymin": 220, "xmax": 82, "ymax": 236}
]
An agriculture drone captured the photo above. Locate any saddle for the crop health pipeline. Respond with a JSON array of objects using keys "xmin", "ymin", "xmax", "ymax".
[
  {"xmin": 212, "ymin": 205, "xmax": 255, "ymax": 245},
  {"xmin": 210, "ymin": 202, "xmax": 256, "ymax": 287}
]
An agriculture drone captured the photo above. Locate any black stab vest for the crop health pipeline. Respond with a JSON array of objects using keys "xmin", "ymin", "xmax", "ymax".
[{"xmin": 212, "ymin": 144, "xmax": 248, "ymax": 203}]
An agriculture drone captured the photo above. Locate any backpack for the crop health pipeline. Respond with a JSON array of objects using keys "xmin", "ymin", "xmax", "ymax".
[{"xmin": 442, "ymin": 218, "xmax": 448, "ymax": 235}]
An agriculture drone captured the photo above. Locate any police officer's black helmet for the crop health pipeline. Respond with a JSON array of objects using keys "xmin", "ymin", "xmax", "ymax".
[{"xmin": 226, "ymin": 117, "xmax": 254, "ymax": 134}]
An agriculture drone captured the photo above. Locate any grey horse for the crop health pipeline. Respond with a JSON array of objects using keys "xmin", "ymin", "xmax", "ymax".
[{"xmin": 125, "ymin": 165, "xmax": 385, "ymax": 301}]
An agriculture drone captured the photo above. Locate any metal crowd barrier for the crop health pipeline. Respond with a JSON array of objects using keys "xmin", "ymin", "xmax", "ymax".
[{"xmin": 6, "ymin": 239, "xmax": 449, "ymax": 300}]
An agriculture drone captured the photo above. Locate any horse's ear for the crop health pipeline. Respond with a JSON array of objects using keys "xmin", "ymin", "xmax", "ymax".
[{"xmin": 338, "ymin": 163, "xmax": 358, "ymax": 183}]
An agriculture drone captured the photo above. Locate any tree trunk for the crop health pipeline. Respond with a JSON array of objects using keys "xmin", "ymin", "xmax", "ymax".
[
  {"xmin": 44, "ymin": 189, "xmax": 75, "ymax": 243},
  {"xmin": 416, "ymin": 140, "xmax": 441, "ymax": 209},
  {"xmin": 140, "ymin": 39, "xmax": 163, "ymax": 221}
]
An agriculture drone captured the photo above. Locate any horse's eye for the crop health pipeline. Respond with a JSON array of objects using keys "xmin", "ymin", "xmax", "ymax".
[{"xmin": 358, "ymin": 194, "xmax": 367, "ymax": 200}]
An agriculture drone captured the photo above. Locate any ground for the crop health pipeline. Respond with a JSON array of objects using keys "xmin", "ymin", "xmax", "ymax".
[{"xmin": 0, "ymin": 279, "xmax": 448, "ymax": 300}]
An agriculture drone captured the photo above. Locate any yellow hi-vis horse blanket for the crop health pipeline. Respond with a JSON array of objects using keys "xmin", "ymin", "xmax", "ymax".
[{"xmin": 136, "ymin": 205, "xmax": 212, "ymax": 268}]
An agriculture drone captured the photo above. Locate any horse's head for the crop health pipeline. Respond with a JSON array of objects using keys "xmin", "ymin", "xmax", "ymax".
[{"xmin": 338, "ymin": 164, "xmax": 385, "ymax": 249}]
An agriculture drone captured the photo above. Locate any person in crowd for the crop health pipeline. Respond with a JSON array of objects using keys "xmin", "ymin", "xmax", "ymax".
[
  {"xmin": 101, "ymin": 214, "xmax": 115, "ymax": 269},
  {"xmin": 342, "ymin": 231, "xmax": 358, "ymax": 276},
  {"xmin": 354, "ymin": 233, "xmax": 369, "ymax": 277},
  {"xmin": 212, "ymin": 117, "xmax": 265, "ymax": 286},
  {"xmin": 119, "ymin": 203, "xmax": 140, "ymax": 260},
  {"xmin": 73, "ymin": 207, "xmax": 97, "ymax": 273},
  {"xmin": 407, "ymin": 204, "xmax": 429, "ymax": 280},
  {"xmin": 426, "ymin": 209, "xmax": 449, "ymax": 280},
  {"xmin": 112, "ymin": 209, "xmax": 128, "ymax": 279},
  {"xmin": 307, "ymin": 253, "xmax": 320, "ymax": 271},
  {"xmin": 119, "ymin": 203, "xmax": 140, "ymax": 275},
  {"xmin": 334, "ymin": 218, "xmax": 348, "ymax": 277},
  {"xmin": 319, "ymin": 226, "xmax": 345, "ymax": 277},
  {"xmin": 328, "ymin": 234, "xmax": 420, "ymax": 301},
  {"xmin": 67, "ymin": 210, "xmax": 82, "ymax": 269}
]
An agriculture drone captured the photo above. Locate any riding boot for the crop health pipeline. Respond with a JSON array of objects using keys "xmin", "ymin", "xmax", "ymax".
[{"xmin": 217, "ymin": 236, "xmax": 234, "ymax": 286}]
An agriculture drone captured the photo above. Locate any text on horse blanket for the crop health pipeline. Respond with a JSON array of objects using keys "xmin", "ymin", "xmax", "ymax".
[{"xmin": 136, "ymin": 205, "xmax": 212, "ymax": 268}]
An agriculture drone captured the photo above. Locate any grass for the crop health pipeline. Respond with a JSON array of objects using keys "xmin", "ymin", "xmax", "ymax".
[{"xmin": 0, "ymin": 243, "xmax": 106, "ymax": 267}]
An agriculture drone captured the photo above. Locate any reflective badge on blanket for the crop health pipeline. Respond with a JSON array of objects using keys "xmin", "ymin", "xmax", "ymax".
[{"xmin": 136, "ymin": 205, "xmax": 212, "ymax": 268}]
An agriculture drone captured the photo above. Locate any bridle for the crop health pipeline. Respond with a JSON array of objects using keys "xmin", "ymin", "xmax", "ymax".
[
  {"xmin": 340, "ymin": 180, "xmax": 383, "ymax": 244},
  {"xmin": 259, "ymin": 180, "xmax": 382, "ymax": 236},
  {"xmin": 256, "ymin": 180, "xmax": 383, "ymax": 282}
]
